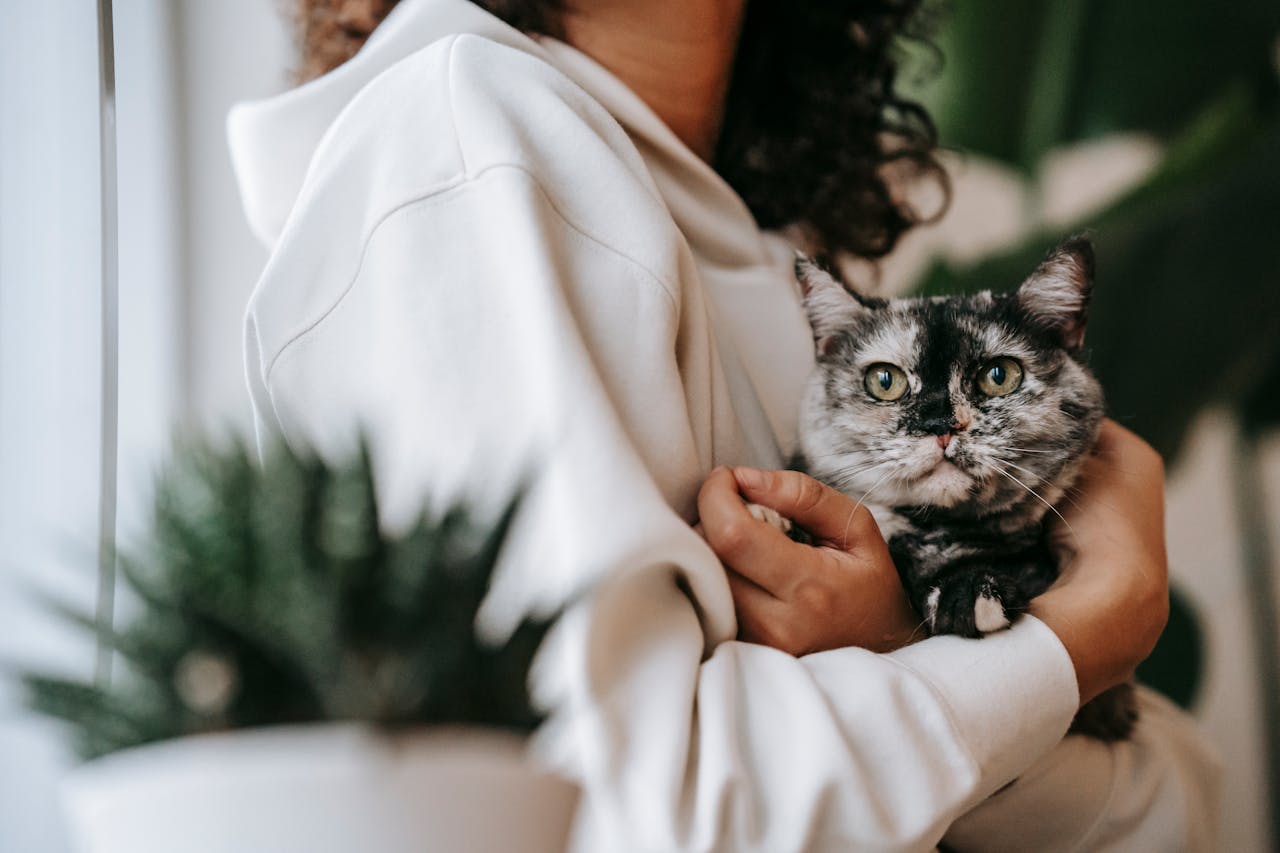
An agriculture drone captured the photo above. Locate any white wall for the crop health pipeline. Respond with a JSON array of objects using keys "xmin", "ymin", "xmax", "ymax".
[
  {"xmin": 0, "ymin": 3, "xmax": 288, "ymax": 849},
  {"xmin": 0, "ymin": 3, "xmax": 107, "ymax": 850},
  {"xmin": 174, "ymin": 0, "xmax": 292, "ymax": 432}
]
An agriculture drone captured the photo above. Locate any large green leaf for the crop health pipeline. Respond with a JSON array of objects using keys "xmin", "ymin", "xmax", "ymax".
[
  {"xmin": 1066, "ymin": 1, "xmax": 1280, "ymax": 142},
  {"xmin": 912, "ymin": 0, "xmax": 1280, "ymax": 170},
  {"xmin": 911, "ymin": 3, "xmax": 1057, "ymax": 167}
]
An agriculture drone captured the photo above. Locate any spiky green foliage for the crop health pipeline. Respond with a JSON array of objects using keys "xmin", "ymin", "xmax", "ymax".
[{"xmin": 22, "ymin": 437, "xmax": 552, "ymax": 760}]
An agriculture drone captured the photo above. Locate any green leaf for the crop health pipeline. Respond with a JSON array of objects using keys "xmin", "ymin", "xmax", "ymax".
[
  {"xmin": 16, "ymin": 438, "xmax": 555, "ymax": 759},
  {"xmin": 910, "ymin": 0, "xmax": 1280, "ymax": 169}
]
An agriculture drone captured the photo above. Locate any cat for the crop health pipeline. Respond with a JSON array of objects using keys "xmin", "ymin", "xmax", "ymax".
[{"xmin": 771, "ymin": 236, "xmax": 1136, "ymax": 740}]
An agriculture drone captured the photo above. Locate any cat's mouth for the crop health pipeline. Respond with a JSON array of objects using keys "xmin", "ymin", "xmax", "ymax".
[
  {"xmin": 924, "ymin": 441, "xmax": 970, "ymax": 473},
  {"xmin": 909, "ymin": 454, "xmax": 976, "ymax": 506},
  {"xmin": 921, "ymin": 456, "xmax": 971, "ymax": 480}
]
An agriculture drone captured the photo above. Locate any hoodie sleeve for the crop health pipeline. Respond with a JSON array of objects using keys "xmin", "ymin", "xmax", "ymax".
[
  {"xmin": 238, "ymin": 35, "xmax": 1210, "ymax": 853},
  {"xmin": 943, "ymin": 687, "xmax": 1222, "ymax": 852}
]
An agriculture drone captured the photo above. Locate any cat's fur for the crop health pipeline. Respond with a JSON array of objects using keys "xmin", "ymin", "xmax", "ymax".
[{"xmin": 786, "ymin": 237, "xmax": 1136, "ymax": 740}]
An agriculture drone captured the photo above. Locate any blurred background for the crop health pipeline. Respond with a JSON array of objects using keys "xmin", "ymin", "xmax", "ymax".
[{"xmin": 1, "ymin": 0, "xmax": 1278, "ymax": 850}]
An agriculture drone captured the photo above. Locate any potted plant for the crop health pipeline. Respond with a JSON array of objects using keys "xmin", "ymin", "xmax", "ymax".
[{"xmin": 19, "ymin": 438, "xmax": 578, "ymax": 853}]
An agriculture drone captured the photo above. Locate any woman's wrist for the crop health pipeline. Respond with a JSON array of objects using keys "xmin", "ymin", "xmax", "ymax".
[
  {"xmin": 1029, "ymin": 554, "xmax": 1168, "ymax": 704},
  {"xmin": 1030, "ymin": 420, "xmax": 1170, "ymax": 705}
]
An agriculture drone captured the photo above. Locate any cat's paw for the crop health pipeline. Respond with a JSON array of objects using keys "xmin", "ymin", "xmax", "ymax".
[
  {"xmin": 922, "ymin": 572, "xmax": 1022, "ymax": 638},
  {"xmin": 744, "ymin": 503, "xmax": 813, "ymax": 544},
  {"xmin": 746, "ymin": 502, "xmax": 792, "ymax": 533}
]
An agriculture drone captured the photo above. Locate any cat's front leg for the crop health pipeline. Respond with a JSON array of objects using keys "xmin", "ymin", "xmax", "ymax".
[{"xmin": 916, "ymin": 568, "xmax": 1031, "ymax": 639}]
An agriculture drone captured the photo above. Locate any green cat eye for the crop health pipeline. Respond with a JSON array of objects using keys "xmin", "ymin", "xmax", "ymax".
[
  {"xmin": 864, "ymin": 363, "xmax": 909, "ymax": 401},
  {"xmin": 977, "ymin": 357, "xmax": 1024, "ymax": 397}
]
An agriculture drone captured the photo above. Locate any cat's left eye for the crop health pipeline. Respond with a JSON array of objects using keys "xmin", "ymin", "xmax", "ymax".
[{"xmin": 977, "ymin": 357, "xmax": 1024, "ymax": 397}]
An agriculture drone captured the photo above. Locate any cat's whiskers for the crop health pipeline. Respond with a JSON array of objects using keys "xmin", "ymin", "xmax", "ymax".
[
  {"xmin": 906, "ymin": 615, "xmax": 933, "ymax": 643},
  {"xmin": 829, "ymin": 450, "xmax": 911, "ymax": 491},
  {"xmin": 992, "ymin": 455, "xmax": 1050, "ymax": 484},
  {"xmin": 978, "ymin": 459, "xmax": 1079, "ymax": 544},
  {"xmin": 1061, "ymin": 483, "xmax": 1122, "ymax": 515},
  {"xmin": 995, "ymin": 455, "xmax": 1092, "ymax": 514},
  {"xmin": 1046, "ymin": 480, "xmax": 1088, "ymax": 513},
  {"xmin": 827, "ymin": 462, "xmax": 890, "ymax": 493},
  {"xmin": 841, "ymin": 467, "xmax": 900, "ymax": 549},
  {"xmin": 1050, "ymin": 489, "xmax": 1087, "ymax": 514},
  {"xmin": 853, "ymin": 467, "xmax": 898, "ymax": 514}
]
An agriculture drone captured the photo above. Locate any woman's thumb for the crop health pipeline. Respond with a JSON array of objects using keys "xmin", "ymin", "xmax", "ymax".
[{"xmin": 732, "ymin": 468, "xmax": 878, "ymax": 546}]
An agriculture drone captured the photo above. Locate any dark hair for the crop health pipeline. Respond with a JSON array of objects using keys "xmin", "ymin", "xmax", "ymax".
[{"xmin": 292, "ymin": 0, "xmax": 945, "ymax": 259}]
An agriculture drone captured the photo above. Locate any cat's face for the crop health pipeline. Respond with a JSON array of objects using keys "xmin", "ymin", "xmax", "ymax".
[{"xmin": 796, "ymin": 240, "xmax": 1105, "ymax": 517}]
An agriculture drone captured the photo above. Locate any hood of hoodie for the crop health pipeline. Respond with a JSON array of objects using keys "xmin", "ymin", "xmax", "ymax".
[
  {"xmin": 228, "ymin": 0, "xmax": 528, "ymax": 247},
  {"xmin": 227, "ymin": 0, "xmax": 770, "ymax": 266}
]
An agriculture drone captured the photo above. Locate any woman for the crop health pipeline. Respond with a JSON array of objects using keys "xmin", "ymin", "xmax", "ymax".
[{"xmin": 229, "ymin": 0, "xmax": 1219, "ymax": 848}]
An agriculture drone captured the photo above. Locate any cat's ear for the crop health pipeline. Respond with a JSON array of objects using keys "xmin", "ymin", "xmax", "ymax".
[
  {"xmin": 1015, "ymin": 236, "xmax": 1094, "ymax": 352},
  {"xmin": 795, "ymin": 253, "xmax": 880, "ymax": 356}
]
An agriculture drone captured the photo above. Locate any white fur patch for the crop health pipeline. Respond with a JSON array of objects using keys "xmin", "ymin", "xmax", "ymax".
[
  {"xmin": 919, "ymin": 458, "xmax": 974, "ymax": 508},
  {"xmin": 869, "ymin": 505, "xmax": 908, "ymax": 540},
  {"xmin": 974, "ymin": 593, "xmax": 1010, "ymax": 633},
  {"xmin": 747, "ymin": 502, "xmax": 792, "ymax": 534},
  {"xmin": 977, "ymin": 325, "xmax": 1038, "ymax": 365},
  {"xmin": 925, "ymin": 587, "xmax": 941, "ymax": 631},
  {"xmin": 856, "ymin": 320, "xmax": 924, "ymax": 388}
]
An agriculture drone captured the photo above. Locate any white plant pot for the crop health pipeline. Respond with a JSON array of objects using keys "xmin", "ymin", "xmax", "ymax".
[{"xmin": 61, "ymin": 723, "xmax": 579, "ymax": 853}]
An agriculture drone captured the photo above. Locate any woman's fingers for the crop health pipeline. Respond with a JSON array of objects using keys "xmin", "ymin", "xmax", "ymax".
[
  {"xmin": 698, "ymin": 465, "xmax": 918, "ymax": 655},
  {"xmin": 726, "ymin": 571, "xmax": 792, "ymax": 651},
  {"xmin": 696, "ymin": 467, "xmax": 801, "ymax": 595},
  {"xmin": 701, "ymin": 466, "xmax": 921, "ymax": 650},
  {"xmin": 732, "ymin": 467, "xmax": 879, "ymax": 549}
]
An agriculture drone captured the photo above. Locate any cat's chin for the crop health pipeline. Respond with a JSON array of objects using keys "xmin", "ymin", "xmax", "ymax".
[{"xmin": 912, "ymin": 460, "xmax": 974, "ymax": 507}]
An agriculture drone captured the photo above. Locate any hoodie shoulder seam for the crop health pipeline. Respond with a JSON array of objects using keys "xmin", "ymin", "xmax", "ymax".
[
  {"xmin": 442, "ymin": 33, "xmax": 469, "ymax": 177},
  {"xmin": 261, "ymin": 163, "xmax": 679, "ymax": 387}
]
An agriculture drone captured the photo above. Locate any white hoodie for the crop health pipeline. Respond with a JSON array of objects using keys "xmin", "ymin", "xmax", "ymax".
[{"xmin": 229, "ymin": 1, "xmax": 1219, "ymax": 849}]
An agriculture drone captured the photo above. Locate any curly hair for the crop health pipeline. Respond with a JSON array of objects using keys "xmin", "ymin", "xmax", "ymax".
[{"xmin": 291, "ymin": 0, "xmax": 945, "ymax": 260}]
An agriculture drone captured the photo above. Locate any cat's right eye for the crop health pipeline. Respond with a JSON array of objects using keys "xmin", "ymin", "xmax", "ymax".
[{"xmin": 864, "ymin": 363, "xmax": 909, "ymax": 401}]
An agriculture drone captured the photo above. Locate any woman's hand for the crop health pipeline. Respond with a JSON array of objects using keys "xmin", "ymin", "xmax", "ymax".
[
  {"xmin": 696, "ymin": 467, "xmax": 920, "ymax": 655},
  {"xmin": 1030, "ymin": 419, "xmax": 1170, "ymax": 704}
]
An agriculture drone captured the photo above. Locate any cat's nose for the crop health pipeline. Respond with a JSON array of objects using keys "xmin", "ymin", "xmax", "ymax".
[{"xmin": 937, "ymin": 433, "xmax": 952, "ymax": 449}]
